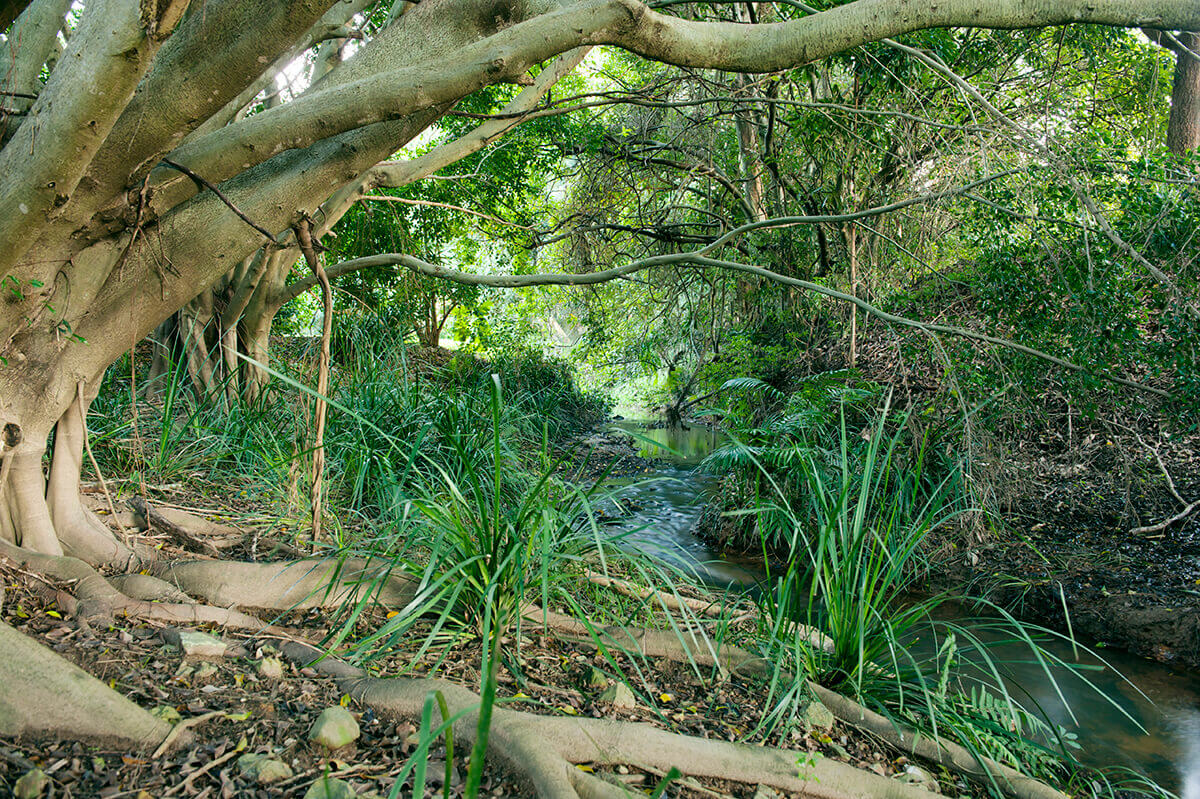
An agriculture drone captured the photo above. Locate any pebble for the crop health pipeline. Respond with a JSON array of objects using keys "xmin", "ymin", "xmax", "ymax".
[
  {"xmin": 303, "ymin": 776, "xmax": 356, "ymax": 799},
  {"xmin": 309, "ymin": 706, "xmax": 361, "ymax": 750},
  {"xmin": 238, "ymin": 753, "xmax": 295, "ymax": 784},
  {"xmin": 162, "ymin": 628, "xmax": 228, "ymax": 659},
  {"xmin": 801, "ymin": 699, "xmax": 835, "ymax": 731}
]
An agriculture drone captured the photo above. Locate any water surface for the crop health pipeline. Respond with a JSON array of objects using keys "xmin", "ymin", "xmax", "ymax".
[{"xmin": 605, "ymin": 420, "xmax": 1200, "ymax": 796}]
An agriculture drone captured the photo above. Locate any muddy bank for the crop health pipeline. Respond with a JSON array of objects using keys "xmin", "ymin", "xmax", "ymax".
[
  {"xmin": 555, "ymin": 424, "xmax": 657, "ymax": 481},
  {"xmin": 931, "ymin": 456, "xmax": 1200, "ymax": 670}
]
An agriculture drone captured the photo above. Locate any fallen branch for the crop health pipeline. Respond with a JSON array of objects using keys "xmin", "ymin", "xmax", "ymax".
[
  {"xmin": 1130, "ymin": 498, "xmax": 1200, "ymax": 535},
  {"xmin": 152, "ymin": 710, "xmax": 225, "ymax": 759},
  {"xmin": 129, "ymin": 496, "xmax": 225, "ymax": 556}
]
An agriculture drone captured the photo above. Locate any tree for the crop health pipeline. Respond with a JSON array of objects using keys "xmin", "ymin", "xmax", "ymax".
[
  {"xmin": 2, "ymin": 0, "xmax": 1199, "ymax": 787},
  {"xmin": 1146, "ymin": 29, "xmax": 1200, "ymax": 152}
]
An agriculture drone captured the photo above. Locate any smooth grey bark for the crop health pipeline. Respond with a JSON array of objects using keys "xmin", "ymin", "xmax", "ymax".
[
  {"xmin": 0, "ymin": 0, "xmax": 1194, "ymax": 561},
  {"xmin": 0, "ymin": 0, "xmax": 71, "ymax": 119}
]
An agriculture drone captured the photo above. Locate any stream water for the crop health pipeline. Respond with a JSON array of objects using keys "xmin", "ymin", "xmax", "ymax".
[{"xmin": 606, "ymin": 420, "xmax": 1200, "ymax": 797}]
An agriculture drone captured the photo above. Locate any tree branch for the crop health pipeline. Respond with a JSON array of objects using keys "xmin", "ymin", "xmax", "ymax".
[{"xmin": 317, "ymin": 248, "xmax": 1169, "ymax": 399}]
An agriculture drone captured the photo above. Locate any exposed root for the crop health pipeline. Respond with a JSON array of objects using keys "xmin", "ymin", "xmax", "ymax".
[
  {"xmin": 155, "ymin": 557, "xmax": 417, "ymax": 611},
  {"xmin": 0, "ymin": 540, "xmax": 272, "ymax": 632},
  {"xmin": 108, "ymin": 572, "xmax": 196, "ymax": 604},
  {"xmin": 0, "ymin": 619, "xmax": 172, "ymax": 749},
  {"xmin": 807, "ymin": 684, "xmax": 1068, "ymax": 799},
  {"xmin": 528, "ymin": 607, "xmax": 1067, "ymax": 799},
  {"xmin": 129, "ymin": 496, "xmax": 242, "ymax": 555},
  {"xmin": 584, "ymin": 570, "xmax": 727, "ymax": 617},
  {"xmin": 278, "ymin": 642, "xmax": 940, "ymax": 799}
]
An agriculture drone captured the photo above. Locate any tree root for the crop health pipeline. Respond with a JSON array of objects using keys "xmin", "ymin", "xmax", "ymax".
[
  {"xmin": 0, "ymin": 619, "xmax": 172, "ymax": 749},
  {"xmin": 807, "ymin": 684, "xmax": 1068, "ymax": 799},
  {"xmin": 526, "ymin": 607, "xmax": 1067, "ymax": 799},
  {"xmin": 108, "ymin": 572, "xmax": 196, "ymax": 604},
  {"xmin": 277, "ymin": 641, "xmax": 940, "ymax": 799},
  {"xmin": 0, "ymin": 540, "xmax": 272, "ymax": 632},
  {"xmin": 154, "ymin": 557, "xmax": 417, "ymax": 611}
]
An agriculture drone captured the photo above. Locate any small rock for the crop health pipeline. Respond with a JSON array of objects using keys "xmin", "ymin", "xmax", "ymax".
[
  {"xmin": 598, "ymin": 682, "xmax": 637, "ymax": 709},
  {"xmin": 162, "ymin": 628, "xmax": 228, "ymax": 659},
  {"xmin": 308, "ymin": 706, "xmax": 361, "ymax": 750},
  {"xmin": 898, "ymin": 764, "xmax": 939, "ymax": 792},
  {"xmin": 194, "ymin": 662, "xmax": 218, "ymax": 680},
  {"xmin": 238, "ymin": 753, "xmax": 294, "ymax": 784},
  {"xmin": 752, "ymin": 787, "xmax": 781, "ymax": 799},
  {"xmin": 151, "ymin": 705, "xmax": 182, "ymax": 724},
  {"xmin": 303, "ymin": 775, "xmax": 356, "ymax": 799},
  {"xmin": 801, "ymin": 699, "xmax": 835, "ymax": 731},
  {"xmin": 14, "ymin": 768, "xmax": 48, "ymax": 799},
  {"xmin": 259, "ymin": 656, "xmax": 285, "ymax": 680}
]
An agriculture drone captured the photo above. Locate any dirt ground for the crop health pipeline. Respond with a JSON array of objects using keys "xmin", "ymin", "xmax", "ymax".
[
  {"xmin": 932, "ymin": 434, "xmax": 1200, "ymax": 670},
  {"xmin": 0, "ymin": 522, "xmax": 946, "ymax": 799}
]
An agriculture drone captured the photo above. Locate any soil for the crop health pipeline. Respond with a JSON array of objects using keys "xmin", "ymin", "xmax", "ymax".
[
  {"xmin": 930, "ymin": 441, "xmax": 1200, "ymax": 670},
  {"xmin": 0, "ymin": 512, "xmax": 959, "ymax": 799}
]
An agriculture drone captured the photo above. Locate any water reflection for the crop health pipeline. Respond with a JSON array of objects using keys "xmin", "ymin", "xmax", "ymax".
[
  {"xmin": 919, "ymin": 608, "xmax": 1200, "ymax": 793},
  {"xmin": 601, "ymin": 420, "xmax": 1200, "ymax": 796},
  {"xmin": 612, "ymin": 420, "xmax": 724, "ymax": 465}
]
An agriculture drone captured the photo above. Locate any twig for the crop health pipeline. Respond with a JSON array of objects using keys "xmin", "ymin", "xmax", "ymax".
[
  {"xmin": 1134, "ymin": 433, "xmax": 1185, "ymax": 505},
  {"xmin": 164, "ymin": 744, "xmax": 242, "ymax": 794},
  {"xmin": 1131, "ymin": 499, "xmax": 1200, "ymax": 535},
  {"xmin": 359, "ymin": 194, "xmax": 533, "ymax": 230},
  {"xmin": 152, "ymin": 710, "xmax": 225, "ymax": 759},
  {"xmin": 159, "ymin": 158, "xmax": 281, "ymax": 244}
]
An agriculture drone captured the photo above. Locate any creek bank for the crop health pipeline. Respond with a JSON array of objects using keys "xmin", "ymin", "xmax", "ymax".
[
  {"xmin": 556, "ymin": 424, "xmax": 656, "ymax": 481},
  {"xmin": 689, "ymin": 428, "xmax": 1200, "ymax": 670}
]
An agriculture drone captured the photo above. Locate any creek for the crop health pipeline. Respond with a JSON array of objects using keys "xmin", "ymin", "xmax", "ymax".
[{"xmin": 606, "ymin": 420, "xmax": 1200, "ymax": 798}]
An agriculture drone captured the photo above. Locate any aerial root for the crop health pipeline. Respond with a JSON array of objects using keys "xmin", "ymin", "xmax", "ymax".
[{"xmin": 276, "ymin": 641, "xmax": 940, "ymax": 799}]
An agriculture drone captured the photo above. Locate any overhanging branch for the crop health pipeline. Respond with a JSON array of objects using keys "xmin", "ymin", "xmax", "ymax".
[{"xmin": 324, "ymin": 251, "xmax": 1170, "ymax": 399}]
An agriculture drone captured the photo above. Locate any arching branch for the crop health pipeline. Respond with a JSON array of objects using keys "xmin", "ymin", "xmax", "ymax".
[{"xmin": 314, "ymin": 245, "xmax": 1169, "ymax": 398}]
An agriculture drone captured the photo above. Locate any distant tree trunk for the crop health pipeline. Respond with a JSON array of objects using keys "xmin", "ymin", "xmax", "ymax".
[{"xmin": 1167, "ymin": 33, "xmax": 1200, "ymax": 154}]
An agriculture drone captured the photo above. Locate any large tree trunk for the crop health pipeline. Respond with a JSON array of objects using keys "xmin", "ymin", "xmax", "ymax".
[
  {"xmin": 1167, "ymin": 33, "xmax": 1200, "ymax": 154},
  {"xmin": 0, "ymin": 358, "xmax": 133, "ymax": 565}
]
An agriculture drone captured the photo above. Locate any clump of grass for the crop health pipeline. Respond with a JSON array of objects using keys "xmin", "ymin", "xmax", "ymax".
[{"xmin": 728, "ymin": 395, "xmax": 1148, "ymax": 792}]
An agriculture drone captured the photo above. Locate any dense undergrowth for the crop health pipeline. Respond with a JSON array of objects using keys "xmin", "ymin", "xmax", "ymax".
[{"xmin": 75, "ymin": 322, "xmax": 1165, "ymax": 798}]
